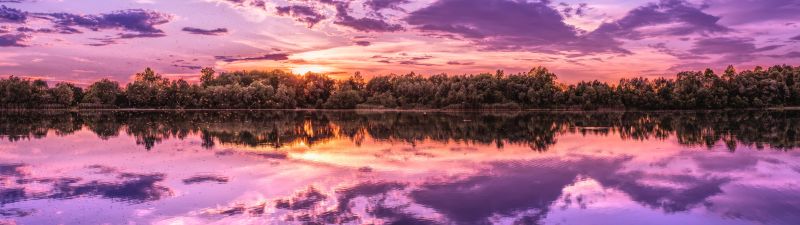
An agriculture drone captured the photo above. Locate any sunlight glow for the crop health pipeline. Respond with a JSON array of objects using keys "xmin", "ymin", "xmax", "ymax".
[{"xmin": 292, "ymin": 65, "xmax": 332, "ymax": 75}]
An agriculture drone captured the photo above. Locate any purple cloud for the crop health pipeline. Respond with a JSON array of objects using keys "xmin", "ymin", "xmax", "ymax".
[
  {"xmin": 182, "ymin": 27, "xmax": 228, "ymax": 35},
  {"xmin": 370, "ymin": 53, "xmax": 435, "ymax": 65},
  {"xmin": 769, "ymin": 52, "xmax": 800, "ymax": 59},
  {"xmin": 117, "ymin": 33, "xmax": 167, "ymax": 39},
  {"xmin": 363, "ymin": 0, "xmax": 410, "ymax": 18},
  {"xmin": 275, "ymin": 5, "xmax": 326, "ymax": 28},
  {"xmin": 592, "ymin": 0, "xmax": 729, "ymax": 40},
  {"xmin": 689, "ymin": 37, "xmax": 781, "ymax": 55},
  {"xmin": 215, "ymin": 53, "xmax": 290, "ymax": 62},
  {"xmin": 0, "ymin": 5, "xmax": 26, "ymax": 23},
  {"xmin": 0, "ymin": 33, "xmax": 27, "ymax": 47},
  {"xmin": 335, "ymin": 16, "xmax": 403, "ymax": 32},
  {"xmin": 406, "ymin": 0, "xmax": 603, "ymax": 53},
  {"xmin": 407, "ymin": 0, "xmax": 729, "ymax": 56},
  {"xmin": 15, "ymin": 27, "xmax": 58, "ymax": 33},
  {"xmin": 41, "ymin": 9, "xmax": 172, "ymax": 35},
  {"xmin": 792, "ymin": 35, "xmax": 800, "ymax": 41},
  {"xmin": 363, "ymin": 0, "xmax": 409, "ymax": 12},
  {"xmin": 558, "ymin": 2, "xmax": 589, "ymax": 18},
  {"xmin": 447, "ymin": 61, "xmax": 475, "ymax": 65},
  {"xmin": 649, "ymin": 42, "xmax": 708, "ymax": 60},
  {"xmin": 86, "ymin": 37, "xmax": 118, "ymax": 47},
  {"xmin": 84, "ymin": 32, "xmax": 166, "ymax": 47},
  {"xmin": 172, "ymin": 64, "xmax": 203, "ymax": 70},
  {"xmin": 221, "ymin": 0, "xmax": 267, "ymax": 9},
  {"xmin": 712, "ymin": 0, "xmax": 800, "ymax": 25},
  {"xmin": 354, "ymin": 40, "xmax": 370, "ymax": 46},
  {"xmin": 676, "ymin": 37, "xmax": 784, "ymax": 65},
  {"xmin": 226, "ymin": 0, "xmax": 402, "ymax": 32},
  {"xmin": 332, "ymin": 1, "xmax": 403, "ymax": 32}
]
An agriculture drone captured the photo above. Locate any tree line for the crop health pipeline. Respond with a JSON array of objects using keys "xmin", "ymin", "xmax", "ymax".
[{"xmin": 1, "ymin": 65, "xmax": 799, "ymax": 109}]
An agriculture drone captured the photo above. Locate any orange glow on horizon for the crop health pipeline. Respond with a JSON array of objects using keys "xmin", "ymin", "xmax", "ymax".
[{"xmin": 291, "ymin": 65, "xmax": 333, "ymax": 75}]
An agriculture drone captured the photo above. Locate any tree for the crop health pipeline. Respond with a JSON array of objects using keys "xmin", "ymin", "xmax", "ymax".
[
  {"xmin": 126, "ymin": 68, "xmax": 169, "ymax": 107},
  {"xmin": 200, "ymin": 67, "xmax": 215, "ymax": 87},
  {"xmin": 83, "ymin": 79, "xmax": 122, "ymax": 105},
  {"xmin": 52, "ymin": 83, "xmax": 77, "ymax": 107}
]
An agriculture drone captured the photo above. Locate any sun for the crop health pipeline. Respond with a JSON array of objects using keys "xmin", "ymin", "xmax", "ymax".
[{"xmin": 292, "ymin": 65, "xmax": 332, "ymax": 75}]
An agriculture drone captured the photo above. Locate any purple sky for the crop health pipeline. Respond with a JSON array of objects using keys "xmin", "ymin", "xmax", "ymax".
[{"xmin": 0, "ymin": 0, "xmax": 798, "ymax": 84}]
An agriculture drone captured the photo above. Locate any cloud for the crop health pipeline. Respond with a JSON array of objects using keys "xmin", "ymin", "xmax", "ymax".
[
  {"xmin": 274, "ymin": 187, "xmax": 327, "ymax": 210},
  {"xmin": 669, "ymin": 37, "xmax": 784, "ymax": 69},
  {"xmin": 409, "ymin": 0, "xmax": 584, "ymax": 47},
  {"xmin": 687, "ymin": 37, "xmax": 783, "ymax": 63},
  {"xmin": 405, "ymin": 0, "xmax": 616, "ymax": 54},
  {"xmin": 181, "ymin": 27, "xmax": 228, "ymax": 35},
  {"xmin": 0, "ymin": 33, "xmax": 28, "ymax": 47},
  {"xmin": 410, "ymin": 157, "xmax": 629, "ymax": 224},
  {"xmin": 0, "ymin": 163, "xmax": 26, "ymax": 176},
  {"xmin": 214, "ymin": 0, "xmax": 403, "ymax": 32},
  {"xmin": 446, "ymin": 61, "xmax": 474, "ymax": 65},
  {"xmin": 15, "ymin": 27, "xmax": 60, "ymax": 33},
  {"xmin": 371, "ymin": 53, "xmax": 435, "ymax": 66},
  {"xmin": 363, "ymin": 0, "xmax": 409, "ymax": 12},
  {"xmin": 215, "ymin": 53, "xmax": 289, "ymax": 62},
  {"xmin": 217, "ymin": 0, "xmax": 268, "ymax": 9},
  {"xmin": 557, "ymin": 2, "xmax": 589, "ymax": 18},
  {"xmin": 768, "ymin": 51, "xmax": 800, "ymax": 59},
  {"xmin": 354, "ymin": 40, "xmax": 370, "ymax": 46},
  {"xmin": 0, "ymin": 208, "xmax": 35, "ymax": 218},
  {"xmin": 0, "ymin": 5, "xmax": 26, "ymax": 23},
  {"xmin": 334, "ymin": 15, "xmax": 403, "ymax": 32},
  {"xmin": 363, "ymin": 0, "xmax": 410, "ymax": 18},
  {"xmin": 689, "ymin": 37, "xmax": 780, "ymax": 55},
  {"xmin": 172, "ymin": 64, "xmax": 203, "ymax": 70},
  {"xmin": 84, "ymin": 32, "xmax": 167, "ymax": 47},
  {"xmin": 792, "ymin": 34, "xmax": 800, "ymax": 41},
  {"xmin": 275, "ymin": 5, "xmax": 326, "ymax": 28},
  {"xmin": 592, "ymin": 0, "xmax": 728, "ymax": 40},
  {"xmin": 182, "ymin": 175, "xmax": 229, "ymax": 184},
  {"xmin": 1, "ymin": 164, "xmax": 172, "ymax": 205},
  {"xmin": 117, "ymin": 32, "xmax": 167, "ymax": 38},
  {"xmin": 332, "ymin": 1, "xmax": 403, "ymax": 32},
  {"xmin": 650, "ymin": 42, "xmax": 708, "ymax": 60},
  {"xmin": 40, "ymin": 9, "xmax": 172, "ymax": 35},
  {"xmin": 1, "ymin": 7, "xmax": 172, "ymax": 47},
  {"xmin": 711, "ymin": 0, "xmax": 800, "ymax": 25},
  {"xmin": 406, "ymin": 0, "xmax": 728, "ymax": 56},
  {"xmin": 304, "ymin": 0, "xmax": 404, "ymax": 32}
]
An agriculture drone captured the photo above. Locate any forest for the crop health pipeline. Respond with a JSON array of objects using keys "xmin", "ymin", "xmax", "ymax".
[{"xmin": 1, "ymin": 65, "xmax": 799, "ymax": 110}]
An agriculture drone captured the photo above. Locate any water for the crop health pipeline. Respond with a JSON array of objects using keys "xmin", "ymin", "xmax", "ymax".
[{"xmin": 1, "ymin": 110, "xmax": 799, "ymax": 225}]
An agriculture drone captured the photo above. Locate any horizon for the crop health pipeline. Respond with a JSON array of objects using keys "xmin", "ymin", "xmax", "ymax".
[
  {"xmin": 0, "ymin": 64, "xmax": 782, "ymax": 87},
  {"xmin": 0, "ymin": 0, "xmax": 798, "ymax": 85}
]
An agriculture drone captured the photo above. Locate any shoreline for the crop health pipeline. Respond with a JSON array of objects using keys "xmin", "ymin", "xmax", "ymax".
[{"xmin": 0, "ymin": 107, "xmax": 797, "ymax": 113}]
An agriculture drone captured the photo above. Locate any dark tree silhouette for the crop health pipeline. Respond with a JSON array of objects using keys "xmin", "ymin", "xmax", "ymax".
[{"xmin": 1, "ymin": 65, "xmax": 799, "ymax": 109}]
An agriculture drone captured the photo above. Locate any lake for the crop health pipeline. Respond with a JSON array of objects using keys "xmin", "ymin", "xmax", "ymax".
[{"xmin": 1, "ymin": 110, "xmax": 799, "ymax": 225}]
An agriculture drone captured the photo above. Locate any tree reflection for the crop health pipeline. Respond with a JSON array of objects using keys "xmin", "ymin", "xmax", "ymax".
[{"xmin": 2, "ymin": 110, "xmax": 800, "ymax": 151}]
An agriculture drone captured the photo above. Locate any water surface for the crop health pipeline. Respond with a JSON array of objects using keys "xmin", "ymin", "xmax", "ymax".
[{"xmin": 1, "ymin": 110, "xmax": 799, "ymax": 225}]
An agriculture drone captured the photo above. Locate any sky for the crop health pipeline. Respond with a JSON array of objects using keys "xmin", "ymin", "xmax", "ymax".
[{"xmin": 0, "ymin": 0, "xmax": 798, "ymax": 84}]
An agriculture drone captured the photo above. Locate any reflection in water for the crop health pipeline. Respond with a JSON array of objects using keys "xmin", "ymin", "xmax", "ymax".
[
  {"xmin": 0, "ymin": 110, "xmax": 799, "ymax": 224},
  {"xmin": 2, "ymin": 110, "xmax": 800, "ymax": 151},
  {"xmin": 0, "ymin": 163, "xmax": 172, "ymax": 205}
]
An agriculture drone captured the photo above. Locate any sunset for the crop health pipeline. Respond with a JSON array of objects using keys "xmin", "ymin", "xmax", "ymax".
[
  {"xmin": 1, "ymin": 0, "xmax": 798, "ymax": 83},
  {"xmin": 1, "ymin": 1, "xmax": 800, "ymax": 225}
]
